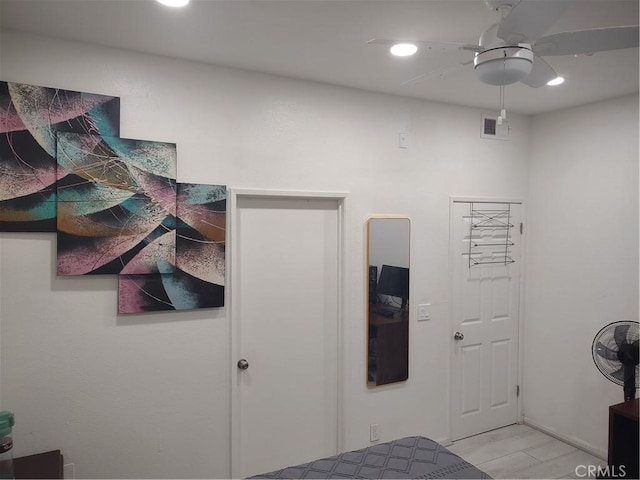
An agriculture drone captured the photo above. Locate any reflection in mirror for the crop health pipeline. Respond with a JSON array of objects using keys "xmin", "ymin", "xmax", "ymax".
[{"xmin": 367, "ymin": 217, "xmax": 410, "ymax": 387}]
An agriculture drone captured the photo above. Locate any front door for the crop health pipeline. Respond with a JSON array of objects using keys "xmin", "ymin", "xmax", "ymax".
[
  {"xmin": 230, "ymin": 190, "xmax": 346, "ymax": 478},
  {"xmin": 450, "ymin": 200, "xmax": 522, "ymax": 440}
]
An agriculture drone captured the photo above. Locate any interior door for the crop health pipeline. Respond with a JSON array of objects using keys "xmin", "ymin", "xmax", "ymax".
[
  {"xmin": 450, "ymin": 200, "xmax": 522, "ymax": 440},
  {"xmin": 230, "ymin": 191, "xmax": 345, "ymax": 478}
]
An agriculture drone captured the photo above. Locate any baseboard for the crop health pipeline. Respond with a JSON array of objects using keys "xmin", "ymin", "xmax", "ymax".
[
  {"xmin": 435, "ymin": 436, "xmax": 453, "ymax": 447},
  {"xmin": 522, "ymin": 417, "xmax": 607, "ymax": 461}
]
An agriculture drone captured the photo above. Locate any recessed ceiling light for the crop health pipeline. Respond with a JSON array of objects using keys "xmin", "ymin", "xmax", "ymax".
[
  {"xmin": 156, "ymin": 0, "xmax": 189, "ymax": 7},
  {"xmin": 390, "ymin": 43, "xmax": 418, "ymax": 57},
  {"xmin": 547, "ymin": 76, "xmax": 565, "ymax": 86}
]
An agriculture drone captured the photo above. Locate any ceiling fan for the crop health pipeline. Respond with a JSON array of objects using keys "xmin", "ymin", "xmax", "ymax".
[{"xmin": 368, "ymin": 0, "xmax": 639, "ymax": 88}]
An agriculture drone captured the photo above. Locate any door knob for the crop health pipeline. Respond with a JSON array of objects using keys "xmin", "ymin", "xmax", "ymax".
[
  {"xmin": 454, "ymin": 331, "xmax": 464, "ymax": 341},
  {"xmin": 237, "ymin": 359, "xmax": 250, "ymax": 370}
]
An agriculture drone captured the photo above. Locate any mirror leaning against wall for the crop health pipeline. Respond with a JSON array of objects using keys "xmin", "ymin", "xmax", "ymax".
[{"xmin": 366, "ymin": 217, "xmax": 410, "ymax": 387}]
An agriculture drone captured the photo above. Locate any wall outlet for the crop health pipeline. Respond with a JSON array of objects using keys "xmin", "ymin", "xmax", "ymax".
[
  {"xmin": 370, "ymin": 423, "xmax": 380, "ymax": 442},
  {"xmin": 63, "ymin": 463, "xmax": 75, "ymax": 479}
]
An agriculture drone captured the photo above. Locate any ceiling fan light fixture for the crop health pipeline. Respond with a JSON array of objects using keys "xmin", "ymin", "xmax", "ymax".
[
  {"xmin": 474, "ymin": 45, "xmax": 533, "ymax": 86},
  {"xmin": 156, "ymin": 0, "xmax": 190, "ymax": 7},
  {"xmin": 390, "ymin": 43, "xmax": 418, "ymax": 57},
  {"xmin": 547, "ymin": 76, "xmax": 565, "ymax": 86}
]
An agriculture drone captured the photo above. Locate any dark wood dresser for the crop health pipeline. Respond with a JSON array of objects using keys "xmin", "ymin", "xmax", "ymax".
[{"xmin": 608, "ymin": 398, "xmax": 639, "ymax": 480}]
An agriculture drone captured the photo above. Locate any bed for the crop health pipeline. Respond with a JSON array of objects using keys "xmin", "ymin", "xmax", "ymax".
[{"xmin": 249, "ymin": 436, "xmax": 491, "ymax": 479}]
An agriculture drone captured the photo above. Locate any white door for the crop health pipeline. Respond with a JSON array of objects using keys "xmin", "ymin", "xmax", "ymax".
[
  {"xmin": 450, "ymin": 200, "xmax": 522, "ymax": 440},
  {"xmin": 230, "ymin": 190, "xmax": 345, "ymax": 478}
]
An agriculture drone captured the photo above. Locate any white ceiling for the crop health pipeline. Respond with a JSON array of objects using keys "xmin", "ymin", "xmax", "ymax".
[{"xmin": 1, "ymin": 0, "xmax": 638, "ymax": 115}]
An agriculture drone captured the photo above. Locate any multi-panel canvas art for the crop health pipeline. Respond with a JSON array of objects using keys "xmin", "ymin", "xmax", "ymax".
[
  {"xmin": 0, "ymin": 81, "xmax": 120, "ymax": 231},
  {"xmin": 0, "ymin": 80, "xmax": 226, "ymax": 314},
  {"xmin": 56, "ymin": 132, "xmax": 177, "ymax": 275},
  {"xmin": 118, "ymin": 183, "xmax": 226, "ymax": 313}
]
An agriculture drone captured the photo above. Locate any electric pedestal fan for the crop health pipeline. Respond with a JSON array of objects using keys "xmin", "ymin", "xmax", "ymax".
[{"xmin": 592, "ymin": 321, "xmax": 639, "ymax": 401}]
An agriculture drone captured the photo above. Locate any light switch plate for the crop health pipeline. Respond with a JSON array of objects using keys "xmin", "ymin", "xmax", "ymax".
[
  {"xmin": 399, "ymin": 132, "xmax": 409, "ymax": 149},
  {"xmin": 417, "ymin": 303, "xmax": 431, "ymax": 321}
]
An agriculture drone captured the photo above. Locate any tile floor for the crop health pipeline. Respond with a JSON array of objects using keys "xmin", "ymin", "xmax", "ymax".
[{"xmin": 448, "ymin": 424, "xmax": 607, "ymax": 479}]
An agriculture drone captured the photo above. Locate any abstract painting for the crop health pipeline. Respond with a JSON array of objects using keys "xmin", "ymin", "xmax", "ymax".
[
  {"xmin": 56, "ymin": 132, "xmax": 177, "ymax": 275},
  {"xmin": 2, "ymin": 80, "xmax": 226, "ymax": 314},
  {"xmin": 117, "ymin": 183, "xmax": 226, "ymax": 313},
  {"xmin": 0, "ymin": 81, "xmax": 120, "ymax": 231}
]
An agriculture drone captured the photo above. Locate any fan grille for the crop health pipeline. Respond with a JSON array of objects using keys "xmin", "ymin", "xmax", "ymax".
[{"xmin": 592, "ymin": 321, "xmax": 639, "ymax": 388}]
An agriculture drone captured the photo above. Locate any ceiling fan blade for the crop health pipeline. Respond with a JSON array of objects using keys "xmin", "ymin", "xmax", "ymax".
[
  {"xmin": 401, "ymin": 59, "xmax": 473, "ymax": 86},
  {"xmin": 497, "ymin": 0, "xmax": 568, "ymax": 44},
  {"xmin": 520, "ymin": 55, "xmax": 557, "ymax": 87},
  {"xmin": 367, "ymin": 38, "xmax": 483, "ymax": 53},
  {"xmin": 595, "ymin": 341, "xmax": 620, "ymax": 361},
  {"xmin": 614, "ymin": 324, "xmax": 630, "ymax": 347},
  {"xmin": 533, "ymin": 26, "xmax": 640, "ymax": 57}
]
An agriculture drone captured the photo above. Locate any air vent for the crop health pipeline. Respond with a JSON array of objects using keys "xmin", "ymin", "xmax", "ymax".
[
  {"xmin": 481, "ymin": 114, "xmax": 509, "ymax": 140},
  {"xmin": 484, "ymin": 117, "xmax": 497, "ymax": 135}
]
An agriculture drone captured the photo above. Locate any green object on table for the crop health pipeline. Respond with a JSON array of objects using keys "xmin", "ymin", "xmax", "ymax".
[
  {"xmin": 0, "ymin": 411, "xmax": 15, "ymax": 479},
  {"xmin": 0, "ymin": 412, "xmax": 14, "ymax": 437}
]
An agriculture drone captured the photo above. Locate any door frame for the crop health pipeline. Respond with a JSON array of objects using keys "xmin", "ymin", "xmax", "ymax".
[
  {"xmin": 448, "ymin": 196, "xmax": 526, "ymax": 440},
  {"xmin": 228, "ymin": 188, "xmax": 349, "ymax": 477}
]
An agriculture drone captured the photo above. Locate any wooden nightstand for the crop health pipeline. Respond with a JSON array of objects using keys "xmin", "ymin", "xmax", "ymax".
[{"xmin": 14, "ymin": 450, "xmax": 63, "ymax": 479}]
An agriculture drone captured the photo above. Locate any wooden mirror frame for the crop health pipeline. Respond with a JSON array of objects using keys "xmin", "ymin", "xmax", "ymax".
[{"xmin": 366, "ymin": 216, "xmax": 410, "ymax": 387}]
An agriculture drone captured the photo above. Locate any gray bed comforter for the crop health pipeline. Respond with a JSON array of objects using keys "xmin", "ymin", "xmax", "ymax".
[{"xmin": 249, "ymin": 436, "xmax": 491, "ymax": 479}]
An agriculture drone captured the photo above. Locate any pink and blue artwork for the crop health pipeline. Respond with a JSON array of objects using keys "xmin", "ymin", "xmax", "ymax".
[
  {"xmin": 2, "ymin": 81, "xmax": 226, "ymax": 314},
  {"xmin": 56, "ymin": 132, "xmax": 177, "ymax": 275},
  {"xmin": 0, "ymin": 81, "xmax": 120, "ymax": 232},
  {"xmin": 117, "ymin": 183, "xmax": 226, "ymax": 313}
]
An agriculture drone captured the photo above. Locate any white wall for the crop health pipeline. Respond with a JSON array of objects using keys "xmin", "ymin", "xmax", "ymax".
[
  {"xmin": 523, "ymin": 94, "xmax": 639, "ymax": 457},
  {"xmin": 0, "ymin": 28, "xmax": 572, "ymax": 478},
  {"xmin": 2, "ymin": 27, "xmax": 637, "ymax": 480}
]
